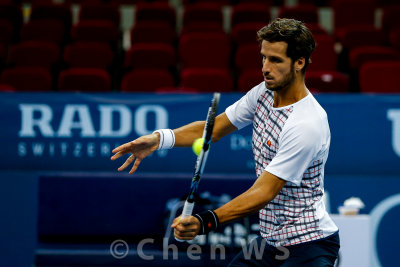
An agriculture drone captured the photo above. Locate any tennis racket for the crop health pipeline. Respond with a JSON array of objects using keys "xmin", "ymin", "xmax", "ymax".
[{"xmin": 175, "ymin": 92, "xmax": 220, "ymax": 242}]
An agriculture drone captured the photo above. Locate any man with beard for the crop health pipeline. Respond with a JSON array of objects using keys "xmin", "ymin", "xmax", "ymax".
[{"xmin": 111, "ymin": 18, "xmax": 340, "ymax": 266}]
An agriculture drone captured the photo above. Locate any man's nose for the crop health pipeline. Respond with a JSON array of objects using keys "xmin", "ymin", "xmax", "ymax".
[{"xmin": 262, "ymin": 59, "xmax": 271, "ymax": 73}]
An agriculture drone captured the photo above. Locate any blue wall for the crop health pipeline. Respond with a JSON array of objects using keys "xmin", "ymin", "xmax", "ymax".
[
  {"xmin": 0, "ymin": 172, "xmax": 37, "ymax": 267},
  {"xmin": 1, "ymin": 172, "xmax": 400, "ymax": 267}
]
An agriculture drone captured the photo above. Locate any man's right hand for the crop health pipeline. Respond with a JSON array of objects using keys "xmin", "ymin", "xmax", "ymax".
[{"xmin": 110, "ymin": 133, "xmax": 160, "ymax": 174}]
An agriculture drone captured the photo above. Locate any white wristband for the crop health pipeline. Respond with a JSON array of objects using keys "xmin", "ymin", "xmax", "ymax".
[{"xmin": 153, "ymin": 129, "xmax": 175, "ymax": 150}]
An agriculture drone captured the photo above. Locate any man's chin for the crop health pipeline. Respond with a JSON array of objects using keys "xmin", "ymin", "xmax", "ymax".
[
  {"xmin": 265, "ymin": 82, "xmax": 281, "ymax": 92},
  {"xmin": 265, "ymin": 81, "xmax": 273, "ymax": 88}
]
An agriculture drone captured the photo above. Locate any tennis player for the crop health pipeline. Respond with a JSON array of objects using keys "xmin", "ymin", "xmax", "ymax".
[{"xmin": 111, "ymin": 18, "xmax": 340, "ymax": 266}]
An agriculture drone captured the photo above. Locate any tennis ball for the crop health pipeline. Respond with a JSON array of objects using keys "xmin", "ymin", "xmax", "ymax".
[{"xmin": 192, "ymin": 138, "xmax": 205, "ymax": 156}]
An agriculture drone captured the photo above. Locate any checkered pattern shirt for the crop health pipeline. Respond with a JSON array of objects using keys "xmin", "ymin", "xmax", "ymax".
[
  {"xmin": 226, "ymin": 82, "xmax": 338, "ymax": 248},
  {"xmin": 253, "ymin": 90, "xmax": 328, "ymax": 247}
]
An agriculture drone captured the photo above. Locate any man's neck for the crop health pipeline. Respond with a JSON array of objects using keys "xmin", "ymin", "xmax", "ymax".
[{"xmin": 273, "ymin": 77, "xmax": 308, "ymax": 108}]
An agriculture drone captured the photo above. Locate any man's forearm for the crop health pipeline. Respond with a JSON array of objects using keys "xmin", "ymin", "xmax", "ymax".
[
  {"xmin": 173, "ymin": 113, "xmax": 237, "ymax": 147},
  {"xmin": 214, "ymin": 172, "xmax": 286, "ymax": 224},
  {"xmin": 214, "ymin": 187, "xmax": 269, "ymax": 223},
  {"xmin": 173, "ymin": 121, "xmax": 206, "ymax": 147}
]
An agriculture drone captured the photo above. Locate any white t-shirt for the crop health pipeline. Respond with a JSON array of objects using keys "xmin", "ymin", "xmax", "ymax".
[{"xmin": 225, "ymin": 81, "xmax": 338, "ymax": 247}]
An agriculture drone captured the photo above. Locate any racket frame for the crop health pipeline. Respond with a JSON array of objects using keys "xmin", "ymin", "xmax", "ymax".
[{"xmin": 175, "ymin": 92, "xmax": 220, "ymax": 240}]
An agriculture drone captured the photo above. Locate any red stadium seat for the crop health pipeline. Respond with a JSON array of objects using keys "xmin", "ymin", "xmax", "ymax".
[
  {"xmin": 347, "ymin": 45, "xmax": 400, "ymax": 91},
  {"xmin": 63, "ymin": 42, "xmax": 114, "ymax": 69},
  {"xmin": 182, "ymin": 3, "xmax": 223, "ymax": 28},
  {"xmin": 0, "ymin": 83, "xmax": 15, "ymax": 92},
  {"xmin": 79, "ymin": 3, "xmax": 120, "ymax": 27},
  {"xmin": 135, "ymin": 2, "xmax": 176, "ymax": 28},
  {"xmin": 235, "ymin": 44, "xmax": 261, "ymax": 72},
  {"xmin": 155, "ymin": 86, "xmax": 199, "ymax": 94},
  {"xmin": 278, "ymin": 4, "xmax": 319, "ymax": 24},
  {"xmin": 182, "ymin": 0, "xmax": 230, "ymax": 5},
  {"xmin": 95, "ymin": 0, "xmax": 147, "ymax": 5},
  {"xmin": 181, "ymin": 22, "xmax": 224, "ymax": 34},
  {"xmin": 376, "ymin": 0, "xmax": 399, "ymax": 6},
  {"xmin": 21, "ymin": 19, "xmax": 65, "ymax": 45},
  {"xmin": 0, "ymin": 67, "xmax": 52, "ymax": 91},
  {"xmin": 234, "ymin": 0, "xmax": 275, "ymax": 5},
  {"xmin": 231, "ymin": 22, "xmax": 265, "ymax": 46},
  {"xmin": 298, "ymin": 0, "xmax": 329, "ymax": 6},
  {"xmin": 179, "ymin": 32, "xmax": 230, "ymax": 69},
  {"xmin": 0, "ymin": 42, "xmax": 7, "ymax": 66},
  {"xmin": 124, "ymin": 43, "xmax": 175, "ymax": 69},
  {"xmin": 231, "ymin": 3, "xmax": 270, "ymax": 27},
  {"xmin": 332, "ymin": 0, "xmax": 376, "ymax": 63},
  {"xmin": 389, "ymin": 27, "xmax": 400, "ymax": 50},
  {"xmin": 382, "ymin": 5, "xmax": 400, "ymax": 34},
  {"xmin": 30, "ymin": 3, "xmax": 72, "ymax": 35},
  {"xmin": 121, "ymin": 69, "xmax": 174, "ymax": 92},
  {"xmin": 63, "ymin": 0, "xmax": 101, "ymax": 4},
  {"xmin": 237, "ymin": 69, "xmax": 263, "ymax": 92},
  {"xmin": 10, "ymin": 41, "xmax": 59, "ymax": 68},
  {"xmin": 332, "ymin": 0, "xmax": 375, "ymax": 30},
  {"xmin": 359, "ymin": 60, "xmax": 400, "ymax": 93},
  {"xmin": 306, "ymin": 71, "xmax": 349, "ymax": 93},
  {"xmin": 309, "ymin": 34, "xmax": 337, "ymax": 71},
  {"xmin": 0, "ymin": 4, "xmax": 23, "ymax": 42},
  {"xmin": 130, "ymin": 21, "xmax": 176, "ymax": 45},
  {"xmin": 71, "ymin": 20, "xmax": 119, "ymax": 45},
  {"xmin": 58, "ymin": 68, "xmax": 111, "ymax": 92},
  {"xmin": 0, "ymin": 19, "xmax": 13, "ymax": 45},
  {"xmin": 349, "ymin": 45, "xmax": 400, "ymax": 70},
  {"xmin": 337, "ymin": 25, "xmax": 388, "ymax": 51},
  {"xmin": 181, "ymin": 68, "xmax": 233, "ymax": 92},
  {"xmin": 306, "ymin": 23, "xmax": 329, "ymax": 36}
]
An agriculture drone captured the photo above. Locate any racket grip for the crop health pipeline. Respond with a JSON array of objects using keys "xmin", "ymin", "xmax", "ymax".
[
  {"xmin": 174, "ymin": 201, "xmax": 194, "ymax": 242},
  {"xmin": 181, "ymin": 201, "xmax": 194, "ymax": 218}
]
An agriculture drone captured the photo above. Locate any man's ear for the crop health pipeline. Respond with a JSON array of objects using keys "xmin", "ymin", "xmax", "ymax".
[{"xmin": 295, "ymin": 57, "xmax": 306, "ymax": 72}]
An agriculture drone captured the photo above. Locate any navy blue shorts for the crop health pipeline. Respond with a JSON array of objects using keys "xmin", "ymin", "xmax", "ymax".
[{"xmin": 228, "ymin": 232, "xmax": 340, "ymax": 267}]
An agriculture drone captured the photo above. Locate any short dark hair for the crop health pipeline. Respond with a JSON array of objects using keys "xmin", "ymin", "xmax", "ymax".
[{"xmin": 257, "ymin": 18, "xmax": 315, "ymax": 74}]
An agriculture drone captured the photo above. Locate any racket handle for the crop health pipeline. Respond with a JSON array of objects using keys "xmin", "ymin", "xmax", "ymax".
[
  {"xmin": 181, "ymin": 201, "xmax": 194, "ymax": 218},
  {"xmin": 174, "ymin": 201, "xmax": 194, "ymax": 242}
]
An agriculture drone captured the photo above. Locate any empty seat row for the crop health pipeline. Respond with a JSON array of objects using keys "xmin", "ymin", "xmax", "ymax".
[
  {"xmin": 0, "ymin": 18, "xmax": 121, "ymax": 47},
  {"xmin": 3, "ymin": 61, "xmax": 400, "ymax": 94},
  {"xmin": 58, "ymin": 0, "xmax": 399, "ymax": 8},
  {"xmin": 2, "ymin": 1, "xmax": 400, "ymax": 51},
  {"xmin": 0, "ymin": 67, "xmax": 233, "ymax": 92},
  {"xmin": 2, "ymin": 41, "xmax": 114, "ymax": 69},
  {"xmin": 2, "ymin": 0, "xmax": 400, "ymax": 34},
  {"xmin": 1, "ymin": 31, "xmax": 342, "ymax": 71},
  {"xmin": 359, "ymin": 60, "xmax": 400, "ymax": 93}
]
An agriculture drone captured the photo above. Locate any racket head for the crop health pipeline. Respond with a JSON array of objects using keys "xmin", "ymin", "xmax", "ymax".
[
  {"xmin": 202, "ymin": 92, "xmax": 220, "ymax": 151},
  {"xmin": 188, "ymin": 92, "xmax": 220, "ymax": 202},
  {"xmin": 193, "ymin": 92, "xmax": 220, "ymax": 177}
]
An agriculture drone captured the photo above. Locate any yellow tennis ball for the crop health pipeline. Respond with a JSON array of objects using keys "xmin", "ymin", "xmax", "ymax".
[{"xmin": 192, "ymin": 138, "xmax": 205, "ymax": 156}]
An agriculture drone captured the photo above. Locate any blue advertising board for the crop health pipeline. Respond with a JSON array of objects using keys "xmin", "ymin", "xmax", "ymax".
[{"xmin": 1, "ymin": 92, "xmax": 400, "ymax": 175}]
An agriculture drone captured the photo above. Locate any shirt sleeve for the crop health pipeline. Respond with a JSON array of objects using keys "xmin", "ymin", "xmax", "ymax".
[
  {"xmin": 265, "ymin": 120, "xmax": 322, "ymax": 186},
  {"xmin": 225, "ymin": 82, "xmax": 265, "ymax": 130}
]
